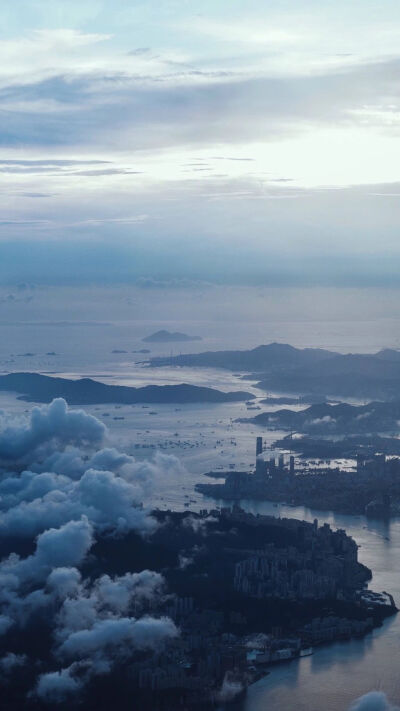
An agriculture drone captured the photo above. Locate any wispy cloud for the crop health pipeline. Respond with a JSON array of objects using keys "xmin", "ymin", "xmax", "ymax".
[{"xmin": 0, "ymin": 2, "xmax": 399, "ymax": 285}]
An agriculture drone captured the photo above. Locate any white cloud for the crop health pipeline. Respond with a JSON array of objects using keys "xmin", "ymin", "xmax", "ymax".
[
  {"xmin": 0, "ymin": 397, "xmax": 105, "ymax": 467},
  {"xmin": 0, "ymin": 398, "xmax": 181, "ymax": 701},
  {"xmin": 59, "ymin": 615, "xmax": 178, "ymax": 659},
  {"xmin": 349, "ymin": 691, "xmax": 400, "ymax": 711},
  {"xmin": 0, "ymin": 517, "xmax": 93, "ymax": 586}
]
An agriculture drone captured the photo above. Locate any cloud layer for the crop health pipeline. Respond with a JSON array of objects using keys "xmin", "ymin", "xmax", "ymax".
[
  {"xmin": 0, "ymin": 399, "xmax": 181, "ymax": 701},
  {"xmin": 1, "ymin": 2, "xmax": 400, "ymax": 285}
]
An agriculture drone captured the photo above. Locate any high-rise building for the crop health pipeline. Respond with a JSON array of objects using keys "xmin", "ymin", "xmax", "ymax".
[
  {"xmin": 289, "ymin": 456, "xmax": 295, "ymax": 475},
  {"xmin": 256, "ymin": 457, "xmax": 267, "ymax": 477},
  {"xmin": 256, "ymin": 437, "xmax": 263, "ymax": 457}
]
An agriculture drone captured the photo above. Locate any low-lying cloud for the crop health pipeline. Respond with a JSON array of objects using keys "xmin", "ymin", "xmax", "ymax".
[
  {"xmin": 349, "ymin": 692, "xmax": 400, "ymax": 711},
  {"xmin": 0, "ymin": 399, "xmax": 182, "ymax": 702},
  {"xmin": 0, "ymin": 397, "xmax": 105, "ymax": 466}
]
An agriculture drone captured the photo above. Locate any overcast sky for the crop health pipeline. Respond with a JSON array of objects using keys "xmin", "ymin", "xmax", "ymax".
[{"xmin": 1, "ymin": 0, "xmax": 400, "ymax": 285}]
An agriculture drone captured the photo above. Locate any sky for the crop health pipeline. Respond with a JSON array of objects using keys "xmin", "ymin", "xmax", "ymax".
[{"xmin": 1, "ymin": 0, "xmax": 400, "ymax": 286}]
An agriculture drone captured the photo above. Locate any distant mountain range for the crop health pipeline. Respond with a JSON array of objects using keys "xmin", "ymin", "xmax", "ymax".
[
  {"xmin": 150, "ymin": 343, "xmax": 400, "ymax": 399},
  {"xmin": 0, "ymin": 373, "xmax": 254, "ymax": 405},
  {"xmin": 258, "ymin": 352, "xmax": 400, "ymax": 399},
  {"xmin": 142, "ymin": 330, "xmax": 202, "ymax": 343},
  {"xmin": 150, "ymin": 342, "xmax": 337, "ymax": 369}
]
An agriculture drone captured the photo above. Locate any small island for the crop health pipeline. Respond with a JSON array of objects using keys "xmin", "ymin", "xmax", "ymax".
[{"xmin": 143, "ymin": 330, "xmax": 202, "ymax": 343}]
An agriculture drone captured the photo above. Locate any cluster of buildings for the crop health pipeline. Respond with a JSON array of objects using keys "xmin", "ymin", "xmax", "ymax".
[
  {"xmin": 300, "ymin": 616, "xmax": 374, "ymax": 645},
  {"xmin": 231, "ymin": 511, "xmax": 362, "ymax": 601},
  {"xmin": 129, "ymin": 598, "xmax": 252, "ymax": 706},
  {"xmin": 357, "ymin": 452, "xmax": 400, "ymax": 478},
  {"xmin": 196, "ymin": 438, "xmax": 400, "ymax": 515}
]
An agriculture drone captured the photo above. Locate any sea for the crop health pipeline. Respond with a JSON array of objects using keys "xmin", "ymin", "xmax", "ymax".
[{"xmin": 2, "ymin": 298, "xmax": 400, "ymax": 710}]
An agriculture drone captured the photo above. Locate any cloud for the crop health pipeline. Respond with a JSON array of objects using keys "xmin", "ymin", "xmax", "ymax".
[
  {"xmin": 349, "ymin": 692, "xmax": 400, "ymax": 711},
  {"xmin": 0, "ymin": 158, "xmax": 110, "ymax": 167},
  {"xmin": 0, "ymin": 5, "xmax": 399, "ymax": 289},
  {"xmin": 0, "ymin": 615, "xmax": 14, "ymax": 635},
  {"xmin": 31, "ymin": 568, "xmax": 177, "ymax": 700},
  {"xmin": 307, "ymin": 415, "xmax": 336, "ymax": 427},
  {"xmin": 0, "ymin": 652, "xmax": 28, "ymax": 674},
  {"xmin": 0, "ymin": 397, "xmax": 105, "ymax": 467},
  {"xmin": 0, "ymin": 464, "xmax": 157, "ymax": 539},
  {"xmin": 0, "ymin": 399, "xmax": 184, "ymax": 541},
  {"xmin": 59, "ymin": 615, "xmax": 177, "ymax": 659},
  {"xmin": 182, "ymin": 514, "xmax": 217, "ymax": 535},
  {"xmin": 0, "ymin": 517, "xmax": 93, "ymax": 587},
  {"xmin": 0, "ymin": 399, "xmax": 181, "ymax": 702},
  {"xmin": 36, "ymin": 666, "xmax": 83, "ymax": 702}
]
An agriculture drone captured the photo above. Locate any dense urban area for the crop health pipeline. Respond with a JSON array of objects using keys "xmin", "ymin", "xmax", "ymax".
[{"xmin": 197, "ymin": 436, "xmax": 400, "ymax": 516}]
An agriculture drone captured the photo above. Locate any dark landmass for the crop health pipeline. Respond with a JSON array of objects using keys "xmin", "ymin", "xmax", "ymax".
[
  {"xmin": 132, "ymin": 349, "xmax": 151, "ymax": 354},
  {"xmin": 240, "ymin": 400, "xmax": 400, "ymax": 435},
  {"xmin": 376, "ymin": 348, "xmax": 400, "ymax": 361},
  {"xmin": 0, "ymin": 372, "xmax": 254, "ymax": 405},
  {"xmin": 257, "ymin": 353, "xmax": 400, "ymax": 399},
  {"xmin": 2, "ymin": 508, "xmax": 395, "ymax": 711},
  {"xmin": 111, "ymin": 349, "xmax": 128, "ymax": 353},
  {"xmin": 143, "ymin": 330, "xmax": 202, "ymax": 343},
  {"xmin": 150, "ymin": 343, "xmax": 400, "ymax": 399},
  {"xmin": 150, "ymin": 342, "xmax": 336, "ymax": 370},
  {"xmin": 274, "ymin": 433, "xmax": 400, "ymax": 460}
]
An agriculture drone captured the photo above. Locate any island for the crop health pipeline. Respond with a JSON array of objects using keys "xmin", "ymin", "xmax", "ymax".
[
  {"xmin": 143, "ymin": 330, "xmax": 202, "ymax": 343},
  {"xmin": 0, "ymin": 372, "xmax": 254, "ymax": 405}
]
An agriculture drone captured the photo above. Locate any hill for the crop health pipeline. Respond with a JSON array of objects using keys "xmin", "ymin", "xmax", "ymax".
[
  {"xmin": 242, "ymin": 400, "xmax": 400, "ymax": 434},
  {"xmin": 259, "ymin": 353, "xmax": 400, "ymax": 399},
  {"xmin": 0, "ymin": 373, "xmax": 254, "ymax": 405},
  {"xmin": 150, "ymin": 342, "xmax": 337, "ymax": 371},
  {"xmin": 150, "ymin": 342, "xmax": 400, "ymax": 398},
  {"xmin": 142, "ymin": 330, "xmax": 202, "ymax": 343}
]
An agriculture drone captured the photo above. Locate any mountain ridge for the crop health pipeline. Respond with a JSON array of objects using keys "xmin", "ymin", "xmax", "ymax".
[{"xmin": 0, "ymin": 372, "xmax": 254, "ymax": 405}]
